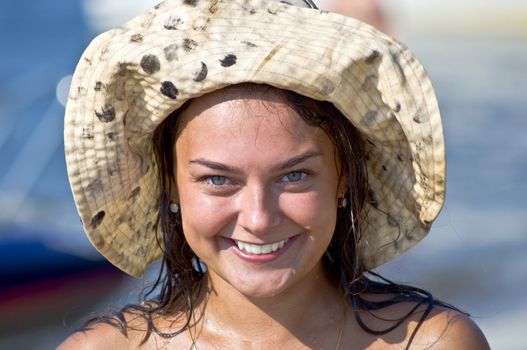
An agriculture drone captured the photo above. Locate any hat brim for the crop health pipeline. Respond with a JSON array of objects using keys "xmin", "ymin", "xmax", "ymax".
[{"xmin": 65, "ymin": 0, "xmax": 445, "ymax": 277}]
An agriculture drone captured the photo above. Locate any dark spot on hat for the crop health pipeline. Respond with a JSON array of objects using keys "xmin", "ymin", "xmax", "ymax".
[
  {"xmin": 389, "ymin": 49, "xmax": 407, "ymax": 85},
  {"xmin": 193, "ymin": 62, "xmax": 208, "ymax": 82},
  {"xmin": 94, "ymin": 81, "xmax": 103, "ymax": 91},
  {"xmin": 193, "ymin": 16, "xmax": 210, "ymax": 31},
  {"xmin": 164, "ymin": 16, "xmax": 183, "ymax": 30},
  {"xmin": 397, "ymin": 154, "xmax": 404, "ymax": 162},
  {"xmin": 86, "ymin": 179, "xmax": 104, "ymax": 197},
  {"xmin": 243, "ymin": 5, "xmax": 257, "ymax": 14},
  {"xmin": 164, "ymin": 43, "xmax": 179, "ymax": 61},
  {"xmin": 366, "ymin": 50, "xmax": 380, "ymax": 64},
  {"xmin": 413, "ymin": 110, "xmax": 429, "ymax": 124},
  {"xmin": 184, "ymin": 0, "xmax": 198, "ymax": 6},
  {"xmin": 363, "ymin": 110, "xmax": 379, "ymax": 126},
  {"xmin": 387, "ymin": 215, "xmax": 399, "ymax": 227},
  {"xmin": 99, "ymin": 48, "xmax": 110, "ymax": 60},
  {"xmin": 367, "ymin": 189, "xmax": 378, "ymax": 208},
  {"xmin": 82, "ymin": 128, "xmax": 94, "ymax": 139},
  {"xmin": 382, "ymin": 165, "xmax": 388, "ymax": 171},
  {"xmin": 77, "ymin": 86, "xmax": 87, "ymax": 97},
  {"xmin": 128, "ymin": 186, "xmax": 141, "ymax": 203},
  {"xmin": 319, "ymin": 78, "xmax": 336, "ymax": 96},
  {"xmin": 160, "ymin": 81, "xmax": 179, "ymax": 99},
  {"xmin": 183, "ymin": 38, "xmax": 198, "ymax": 52},
  {"xmin": 242, "ymin": 41, "xmax": 257, "ymax": 48},
  {"xmin": 136, "ymin": 245, "xmax": 147, "ymax": 257},
  {"xmin": 95, "ymin": 104, "xmax": 116, "ymax": 122},
  {"xmin": 140, "ymin": 54, "xmax": 161, "ymax": 75},
  {"xmin": 90, "ymin": 211, "xmax": 106, "ymax": 229},
  {"xmin": 130, "ymin": 33, "xmax": 143, "ymax": 42},
  {"xmin": 209, "ymin": 2, "xmax": 219, "ymax": 13},
  {"xmin": 268, "ymin": 7, "xmax": 278, "ymax": 15},
  {"xmin": 367, "ymin": 139, "xmax": 376, "ymax": 147},
  {"xmin": 394, "ymin": 102, "xmax": 401, "ymax": 113},
  {"xmin": 220, "ymin": 54, "xmax": 237, "ymax": 67},
  {"xmin": 107, "ymin": 131, "xmax": 117, "ymax": 141}
]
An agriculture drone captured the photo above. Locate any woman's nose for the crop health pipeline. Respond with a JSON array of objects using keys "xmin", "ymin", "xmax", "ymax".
[{"xmin": 236, "ymin": 184, "xmax": 280, "ymax": 235}]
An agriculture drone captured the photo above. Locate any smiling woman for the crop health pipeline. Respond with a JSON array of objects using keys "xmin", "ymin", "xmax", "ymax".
[
  {"xmin": 169, "ymin": 86, "xmax": 345, "ymax": 299},
  {"xmin": 59, "ymin": 0, "xmax": 489, "ymax": 349}
]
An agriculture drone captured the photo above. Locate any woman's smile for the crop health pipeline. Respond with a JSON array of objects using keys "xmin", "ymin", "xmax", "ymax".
[{"xmin": 222, "ymin": 235, "xmax": 300, "ymax": 264}]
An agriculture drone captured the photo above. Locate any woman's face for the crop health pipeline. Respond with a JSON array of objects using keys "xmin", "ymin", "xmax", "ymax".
[{"xmin": 173, "ymin": 88, "xmax": 345, "ymax": 298}]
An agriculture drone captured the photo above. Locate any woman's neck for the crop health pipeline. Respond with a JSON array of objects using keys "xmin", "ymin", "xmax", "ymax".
[{"xmin": 193, "ymin": 262, "xmax": 345, "ymax": 348}]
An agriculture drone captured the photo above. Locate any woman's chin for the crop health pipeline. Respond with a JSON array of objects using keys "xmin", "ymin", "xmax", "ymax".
[{"xmin": 219, "ymin": 269, "xmax": 296, "ymax": 299}]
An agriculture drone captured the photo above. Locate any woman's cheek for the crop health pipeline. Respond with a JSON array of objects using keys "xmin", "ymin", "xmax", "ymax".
[
  {"xmin": 181, "ymin": 195, "xmax": 234, "ymax": 240},
  {"xmin": 282, "ymin": 191, "xmax": 336, "ymax": 230}
]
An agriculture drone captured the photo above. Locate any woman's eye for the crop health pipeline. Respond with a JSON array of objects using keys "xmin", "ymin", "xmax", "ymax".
[
  {"xmin": 281, "ymin": 171, "xmax": 307, "ymax": 183},
  {"xmin": 206, "ymin": 175, "xmax": 230, "ymax": 186}
]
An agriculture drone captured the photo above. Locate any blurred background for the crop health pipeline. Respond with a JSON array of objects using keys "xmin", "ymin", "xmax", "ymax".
[{"xmin": 0, "ymin": 0, "xmax": 525, "ymax": 348}]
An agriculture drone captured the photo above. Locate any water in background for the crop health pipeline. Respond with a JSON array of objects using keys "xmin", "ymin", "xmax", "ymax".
[{"xmin": 0, "ymin": 1, "xmax": 525, "ymax": 349}]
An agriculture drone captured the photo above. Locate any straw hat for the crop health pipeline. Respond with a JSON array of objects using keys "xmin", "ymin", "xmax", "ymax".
[{"xmin": 64, "ymin": 0, "xmax": 445, "ymax": 277}]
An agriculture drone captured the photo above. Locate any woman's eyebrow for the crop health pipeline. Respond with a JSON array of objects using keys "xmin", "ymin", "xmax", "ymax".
[
  {"xmin": 189, "ymin": 159, "xmax": 244, "ymax": 174},
  {"xmin": 273, "ymin": 151, "xmax": 322, "ymax": 171},
  {"xmin": 188, "ymin": 151, "xmax": 322, "ymax": 173}
]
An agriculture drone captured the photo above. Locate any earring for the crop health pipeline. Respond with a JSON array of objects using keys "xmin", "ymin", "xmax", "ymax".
[
  {"xmin": 192, "ymin": 256, "xmax": 208, "ymax": 273},
  {"xmin": 169, "ymin": 202, "xmax": 179, "ymax": 214},
  {"xmin": 338, "ymin": 196, "xmax": 347, "ymax": 209}
]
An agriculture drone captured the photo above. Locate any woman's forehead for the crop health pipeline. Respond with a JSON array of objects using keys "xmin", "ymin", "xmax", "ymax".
[
  {"xmin": 177, "ymin": 86, "xmax": 306, "ymax": 136},
  {"xmin": 182, "ymin": 85, "xmax": 287, "ymax": 118},
  {"xmin": 174, "ymin": 89, "xmax": 332, "ymax": 161}
]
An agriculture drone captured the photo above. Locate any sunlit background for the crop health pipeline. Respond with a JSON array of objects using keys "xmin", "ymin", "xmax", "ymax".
[{"xmin": 1, "ymin": 0, "xmax": 525, "ymax": 348}]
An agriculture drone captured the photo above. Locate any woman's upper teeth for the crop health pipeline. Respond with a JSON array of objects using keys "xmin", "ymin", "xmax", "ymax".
[{"xmin": 235, "ymin": 238, "xmax": 288, "ymax": 255}]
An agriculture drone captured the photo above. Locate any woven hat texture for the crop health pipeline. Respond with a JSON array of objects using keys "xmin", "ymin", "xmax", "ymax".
[{"xmin": 65, "ymin": 0, "xmax": 445, "ymax": 277}]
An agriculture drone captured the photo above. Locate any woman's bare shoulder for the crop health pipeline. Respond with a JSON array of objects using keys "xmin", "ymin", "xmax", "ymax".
[
  {"xmin": 57, "ymin": 311, "xmax": 156, "ymax": 350},
  {"xmin": 357, "ymin": 296, "xmax": 490, "ymax": 349},
  {"xmin": 410, "ymin": 306, "xmax": 490, "ymax": 350},
  {"xmin": 57, "ymin": 322, "xmax": 133, "ymax": 350},
  {"xmin": 57, "ymin": 309, "xmax": 192, "ymax": 350}
]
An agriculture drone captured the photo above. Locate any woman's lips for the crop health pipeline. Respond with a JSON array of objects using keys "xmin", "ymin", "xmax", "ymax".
[{"xmin": 227, "ymin": 235, "xmax": 299, "ymax": 263}]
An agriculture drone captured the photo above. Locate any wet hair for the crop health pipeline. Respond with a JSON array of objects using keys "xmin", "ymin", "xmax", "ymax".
[{"xmin": 82, "ymin": 84, "xmax": 463, "ymax": 348}]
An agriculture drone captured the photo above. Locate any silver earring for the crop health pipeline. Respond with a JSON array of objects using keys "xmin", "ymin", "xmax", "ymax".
[
  {"xmin": 169, "ymin": 202, "xmax": 179, "ymax": 213},
  {"xmin": 338, "ymin": 197, "xmax": 347, "ymax": 209},
  {"xmin": 192, "ymin": 256, "xmax": 207, "ymax": 273}
]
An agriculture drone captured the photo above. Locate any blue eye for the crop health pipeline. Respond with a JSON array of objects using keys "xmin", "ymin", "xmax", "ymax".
[
  {"xmin": 207, "ymin": 176, "xmax": 230, "ymax": 186},
  {"xmin": 282, "ymin": 171, "xmax": 307, "ymax": 183}
]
